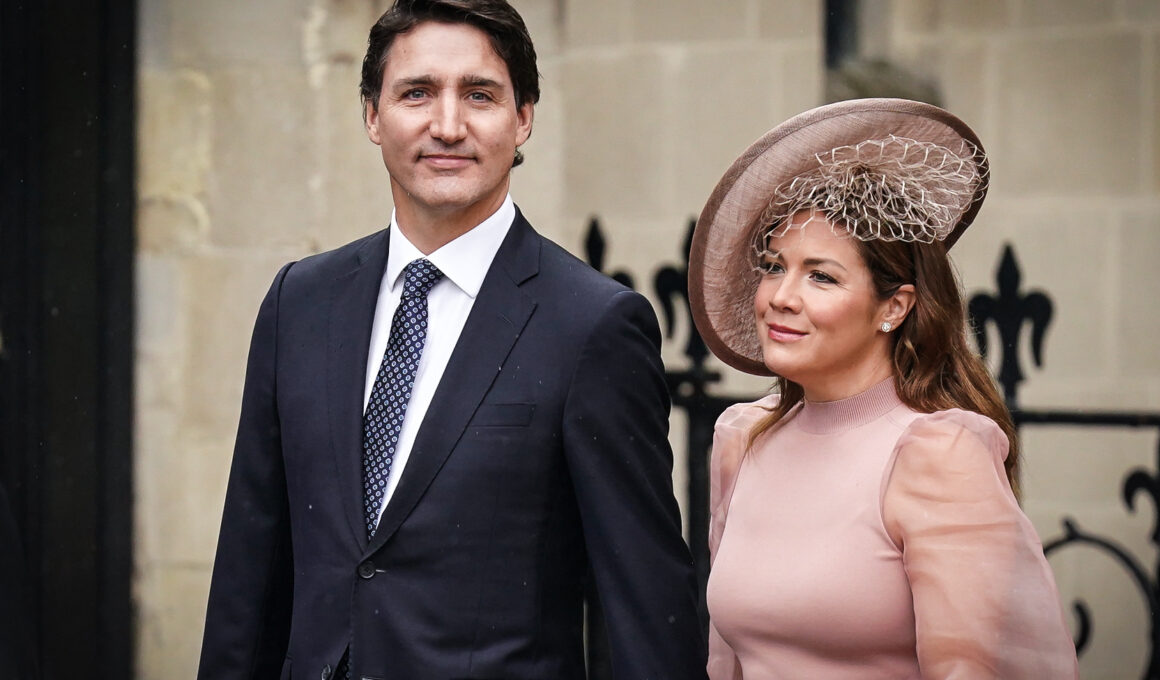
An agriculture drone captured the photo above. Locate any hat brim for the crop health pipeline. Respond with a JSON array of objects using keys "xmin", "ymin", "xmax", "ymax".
[{"xmin": 688, "ymin": 98, "xmax": 988, "ymax": 377}]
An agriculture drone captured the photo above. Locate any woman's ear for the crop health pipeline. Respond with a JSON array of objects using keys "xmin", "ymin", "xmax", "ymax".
[{"xmin": 883, "ymin": 283, "xmax": 916, "ymax": 328}]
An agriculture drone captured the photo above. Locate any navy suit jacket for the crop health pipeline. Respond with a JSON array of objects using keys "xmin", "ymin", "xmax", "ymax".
[{"xmin": 198, "ymin": 210, "xmax": 708, "ymax": 680}]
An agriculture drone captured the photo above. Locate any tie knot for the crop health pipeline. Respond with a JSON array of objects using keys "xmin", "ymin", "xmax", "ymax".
[{"xmin": 401, "ymin": 258, "xmax": 443, "ymax": 299}]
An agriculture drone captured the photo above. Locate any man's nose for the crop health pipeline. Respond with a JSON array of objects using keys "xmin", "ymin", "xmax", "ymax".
[{"xmin": 429, "ymin": 96, "xmax": 467, "ymax": 143}]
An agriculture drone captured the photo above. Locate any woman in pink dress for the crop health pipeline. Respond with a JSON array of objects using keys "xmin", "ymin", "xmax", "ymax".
[{"xmin": 687, "ymin": 99, "xmax": 1079, "ymax": 679}]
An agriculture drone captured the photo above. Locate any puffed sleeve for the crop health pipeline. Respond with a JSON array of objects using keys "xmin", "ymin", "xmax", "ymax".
[
  {"xmin": 707, "ymin": 397, "xmax": 777, "ymax": 680},
  {"xmin": 882, "ymin": 410, "xmax": 1079, "ymax": 679}
]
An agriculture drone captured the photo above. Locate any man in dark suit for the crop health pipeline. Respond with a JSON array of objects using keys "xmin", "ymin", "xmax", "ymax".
[{"xmin": 197, "ymin": 1, "xmax": 707, "ymax": 678}]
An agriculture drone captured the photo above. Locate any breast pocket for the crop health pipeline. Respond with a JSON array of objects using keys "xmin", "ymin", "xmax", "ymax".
[{"xmin": 470, "ymin": 402, "xmax": 535, "ymax": 428}]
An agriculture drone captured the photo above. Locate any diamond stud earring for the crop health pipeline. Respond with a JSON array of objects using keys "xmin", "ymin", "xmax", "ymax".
[{"xmin": 880, "ymin": 322, "xmax": 893, "ymax": 332}]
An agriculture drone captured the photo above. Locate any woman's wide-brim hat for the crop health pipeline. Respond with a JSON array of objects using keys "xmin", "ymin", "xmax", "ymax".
[{"xmin": 688, "ymin": 98, "xmax": 989, "ymax": 377}]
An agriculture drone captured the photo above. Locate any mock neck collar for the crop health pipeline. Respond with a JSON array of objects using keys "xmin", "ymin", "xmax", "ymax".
[{"xmin": 794, "ymin": 378, "xmax": 902, "ymax": 434}]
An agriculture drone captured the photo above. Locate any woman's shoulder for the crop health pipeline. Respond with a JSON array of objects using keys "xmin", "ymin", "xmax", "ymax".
[
  {"xmin": 898, "ymin": 408, "xmax": 1009, "ymax": 462},
  {"xmin": 715, "ymin": 394, "xmax": 781, "ymax": 435}
]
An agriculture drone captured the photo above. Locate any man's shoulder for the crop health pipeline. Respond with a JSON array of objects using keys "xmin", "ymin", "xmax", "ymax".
[
  {"xmin": 532, "ymin": 230, "xmax": 630, "ymax": 299},
  {"xmin": 284, "ymin": 229, "xmax": 387, "ymax": 284}
]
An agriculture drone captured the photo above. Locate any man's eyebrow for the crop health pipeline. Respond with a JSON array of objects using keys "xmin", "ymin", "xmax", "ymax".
[
  {"xmin": 391, "ymin": 75, "xmax": 438, "ymax": 89},
  {"xmin": 389, "ymin": 74, "xmax": 505, "ymax": 90},
  {"xmin": 460, "ymin": 75, "xmax": 503, "ymax": 89}
]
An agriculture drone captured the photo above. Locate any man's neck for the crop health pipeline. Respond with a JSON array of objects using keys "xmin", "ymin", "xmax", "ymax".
[{"xmin": 391, "ymin": 188, "xmax": 510, "ymax": 255}]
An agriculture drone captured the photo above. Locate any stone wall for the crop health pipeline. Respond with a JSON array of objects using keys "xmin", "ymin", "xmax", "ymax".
[{"xmin": 135, "ymin": 0, "xmax": 1158, "ymax": 677}]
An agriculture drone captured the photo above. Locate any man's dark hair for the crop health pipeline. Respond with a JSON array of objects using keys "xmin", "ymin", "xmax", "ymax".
[{"xmin": 360, "ymin": 0, "xmax": 540, "ymax": 165}]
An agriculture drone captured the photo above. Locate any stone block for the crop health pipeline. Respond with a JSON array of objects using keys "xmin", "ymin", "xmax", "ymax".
[
  {"xmin": 1155, "ymin": 33, "xmax": 1160, "ymax": 193},
  {"xmin": 772, "ymin": 44, "xmax": 824, "ymax": 124},
  {"xmin": 146, "ymin": 436, "xmax": 234, "ymax": 564},
  {"xmin": 668, "ymin": 406, "xmax": 689, "ymax": 533},
  {"xmin": 135, "ymin": 564, "xmax": 214, "ymax": 680},
  {"xmin": 889, "ymin": 43, "xmax": 989, "ymax": 141},
  {"xmin": 1034, "ymin": 502, "xmax": 1152, "ymax": 678},
  {"xmin": 938, "ymin": 0, "xmax": 1014, "ymax": 31},
  {"xmin": 1020, "ymin": 427, "xmax": 1156, "ymax": 507},
  {"xmin": 170, "ymin": 0, "xmax": 314, "ymax": 67},
  {"xmin": 182, "ymin": 252, "xmax": 294, "ymax": 437},
  {"xmin": 138, "ymin": 195, "xmax": 211, "ymax": 254},
  {"xmin": 891, "ymin": 0, "xmax": 938, "ymax": 33},
  {"xmin": 673, "ymin": 45, "xmax": 783, "ymax": 217},
  {"xmin": 313, "ymin": 61, "xmax": 395, "ymax": 251},
  {"xmin": 136, "ymin": 348, "xmax": 183, "ymax": 419},
  {"xmin": 1043, "ymin": 530, "xmax": 1150, "ymax": 678},
  {"xmin": 757, "ymin": 0, "xmax": 822, "ymax": 41},
  {"xmin": 303, "ymin": 0, "xmax": 377, "ymax": 71},
  {"xmin": 133, "ymin": 405, "xmax": 179, "ymax": 564},
  {"xmin": 995, "ymin": 33, "xmax": 1142, "ymax": 195},
  {"xmin": 632, "ymin": 0, "xmax": 749, "ymax": 42},
  {"xmin": 138, "ymin": 0, "xmax": 173, "ymax": 69},
  {"xmin": 929, "ymin": 42, "xmax": 989, "ymax": 143},
  {"xmin": 562, "ymin": 0, "xmax": 630, "ymax": 47},
  {"xmin": 1116, "ymin": 208, "xmax": 1160, "ymax": 376},
  {"xmin": 1122, "ymin": 0, "xmax": 1160, "ymax": 21},
  {"xmin": 510, "ymin": 0, "xmax": 561, "ymax": 56},
  {"xmin": 136, "ymin": 253, "xmax": 186, "ymax": 358},
  {"xmin": 559, "ymin": 50, "xmax": 674, "ymax": 219},
  {"xmin": 1019, "ymin": 0, "xmax": 1114, "ymax": 28},
  {"xmin": 206, "ymin": 67, "xmax": 318, "ymax": 250},
  {"xmin": 509, "ymin": 59, "xmax": 566, "ymax": 231},
  {"xmin": 138, "ymin": 68, "xmax": 212, "ymax": 200},
  {"xmin": 952, "ymin": 204, "xmax": 1115, "ymax": 384}
]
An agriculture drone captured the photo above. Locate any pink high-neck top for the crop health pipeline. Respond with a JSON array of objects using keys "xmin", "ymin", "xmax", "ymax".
[{"xmin": 705, "ymin": 380, "xmax": 1078, "ymax": 679}]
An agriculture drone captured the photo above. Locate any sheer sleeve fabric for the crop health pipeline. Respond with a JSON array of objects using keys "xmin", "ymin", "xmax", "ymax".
[
  {"xmin": 883, "ymin": 410, "xmax": 1078, "ymax": 679},
  {"xmin": 707, "ymin": 397, "xmax": 778, "ymax": 680}
]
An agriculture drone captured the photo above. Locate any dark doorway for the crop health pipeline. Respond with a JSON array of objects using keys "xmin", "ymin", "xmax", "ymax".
[{"xmin": 0, "ymin": 0, "xmax": 135, "ymax": 677}]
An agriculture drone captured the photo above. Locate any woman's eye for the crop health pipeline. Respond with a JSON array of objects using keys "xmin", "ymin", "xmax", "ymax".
[
  {"xmin": 759, "ymin": 260, "xmax": 783, "ymax": 274},
  {"xmin": 810, "ymin": 271, "xmax": 836, "ymax": 284}
]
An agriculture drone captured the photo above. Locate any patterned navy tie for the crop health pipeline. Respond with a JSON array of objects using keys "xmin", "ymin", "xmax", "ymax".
[{"xmin": 361, "ymin": 258, "xmax": 443, "ymax": 539}]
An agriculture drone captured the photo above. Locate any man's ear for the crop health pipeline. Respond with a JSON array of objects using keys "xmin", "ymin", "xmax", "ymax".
[
  {"xmin": 515, "ymin": 101, "xmax": 534, "ymax": 147},
  {"xmin": 365, "ymin": 100, "xmax": 382, "ymax": 145}
]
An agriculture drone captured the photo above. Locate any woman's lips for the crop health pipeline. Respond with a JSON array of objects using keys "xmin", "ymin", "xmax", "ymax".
[{"xmin": 766, "ymin": 323, "xmax": 807, "ymax": 343}]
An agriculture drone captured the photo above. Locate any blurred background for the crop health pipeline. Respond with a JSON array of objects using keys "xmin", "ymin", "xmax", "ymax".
[{"xmin": 2, "ymin": 0, "xmax": 1158, "ymax": 678}]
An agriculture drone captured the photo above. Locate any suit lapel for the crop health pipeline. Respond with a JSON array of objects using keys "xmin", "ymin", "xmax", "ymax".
[
  {"xmin": 327, "ymin": 230, "xmax": 389, "ymax": 550},
  {"xmin": 367, "ymin": 212, "xmax": 540, "ymax": 554}
]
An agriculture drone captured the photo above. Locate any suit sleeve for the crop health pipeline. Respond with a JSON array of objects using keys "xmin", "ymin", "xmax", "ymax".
[
  {"xmin": 882, "ymin": 410, "xmax": 1079, "ymax": 679},
  {"xmin": 562, "ymin": 289, "xmax": 709, "ymax": 680},
  {"xmin": 198, "ymin": 263, "xmax": 295, "ymax": 680}
]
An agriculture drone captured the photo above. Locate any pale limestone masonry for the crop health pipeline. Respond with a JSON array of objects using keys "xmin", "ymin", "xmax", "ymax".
[{"xmin": 135, "ymin": 0, "xmax": 1157, "ymax": 678}]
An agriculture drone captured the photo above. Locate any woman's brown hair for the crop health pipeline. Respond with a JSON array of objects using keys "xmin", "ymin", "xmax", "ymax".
[{"xmin": 748, "ymin": 232, "xmax": 1021, "ymax": 497}]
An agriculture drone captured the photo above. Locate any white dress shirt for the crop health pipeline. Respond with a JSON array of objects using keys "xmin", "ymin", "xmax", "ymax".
[{"xmin": 362, "ymin": 195, "xmax": 516, "ymax": 524}]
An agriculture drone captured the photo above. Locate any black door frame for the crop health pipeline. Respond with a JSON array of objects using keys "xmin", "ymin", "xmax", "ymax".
[{"xmin": 0, "ymin": 0, "xmax": 135, "ymax": 677}]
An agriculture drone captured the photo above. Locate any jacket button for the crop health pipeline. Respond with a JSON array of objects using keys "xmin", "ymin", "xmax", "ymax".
[
  {"xmin": 358, "ymin": 561, "xmax": 375, "ymax": 579},
  {"xmin": 320, "ymin": 663, "xmax": 332, "ymax": 680}
]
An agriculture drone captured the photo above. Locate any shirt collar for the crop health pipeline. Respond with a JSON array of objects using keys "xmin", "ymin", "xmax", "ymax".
[{"xmin": 385, "ymin": 195, "xmax": 515, "ymax": 298}]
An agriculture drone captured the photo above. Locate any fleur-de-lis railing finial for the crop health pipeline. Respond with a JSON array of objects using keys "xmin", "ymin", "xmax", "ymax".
[
  {"xmin": 967, "ymin": 244, "xmax": 1053, "ymax": 407},
  {"xmin": 584, "ymin": 217, "xmax": 634, "ymax": 290},
  {"xmin": 654, "ymin": 219, "xmax": 709, "ymax": 370}
]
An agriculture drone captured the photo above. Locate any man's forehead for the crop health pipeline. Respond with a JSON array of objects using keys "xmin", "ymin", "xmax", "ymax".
[{"xmin": 384, "ymin": 21, "xmax": 507, "ymax": 76}]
